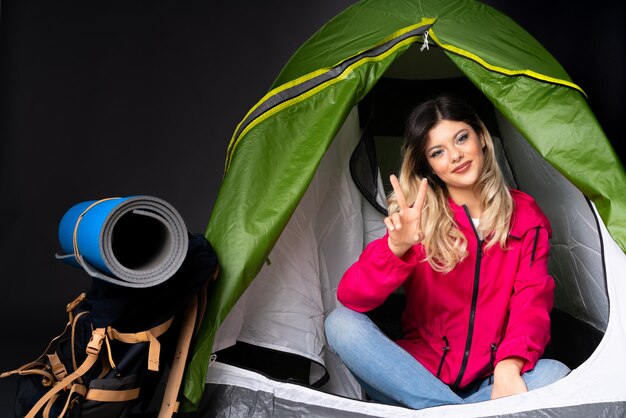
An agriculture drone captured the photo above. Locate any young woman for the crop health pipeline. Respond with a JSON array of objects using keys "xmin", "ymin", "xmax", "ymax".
[{"xmin": 325, "ymin": 95, "xmax": 570, "ymax": 409}]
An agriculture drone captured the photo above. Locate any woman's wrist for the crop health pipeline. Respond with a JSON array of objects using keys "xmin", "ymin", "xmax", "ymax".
[
  {"xmin": 491, "ymin": 357, "xmax": 528, "ymax": 399},
  {"xmin": 494, "ymin": 357, "xmax": 525, "ymax": 377},
  {"xmin": 387, "ymin": 237, "xmax": 411, "ymax": 258}
]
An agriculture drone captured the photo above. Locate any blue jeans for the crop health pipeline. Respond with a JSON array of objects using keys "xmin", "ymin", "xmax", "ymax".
[{"xmin": 325, "ymin": 306, "xmax": 570, "ymax": 410}]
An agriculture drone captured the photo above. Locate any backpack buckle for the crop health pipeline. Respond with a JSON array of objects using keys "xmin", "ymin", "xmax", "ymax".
[
  {"xmin": 66, "ymin": 293, "xmax": 86, "ymax": 313},
  {"xmin": 86, "ymin": 329, "xmax": 106, "ymax": 356}
]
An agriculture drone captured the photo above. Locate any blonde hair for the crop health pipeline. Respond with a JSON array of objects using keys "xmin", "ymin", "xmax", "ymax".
[{"xmin": 388, "ymin": 96, "xmax": 513, "ymax": 272}]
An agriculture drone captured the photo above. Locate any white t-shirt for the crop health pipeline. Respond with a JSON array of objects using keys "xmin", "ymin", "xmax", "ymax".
[{"xmin": 472, "ymin": 218, "xmax": 483, "ymax": 240}]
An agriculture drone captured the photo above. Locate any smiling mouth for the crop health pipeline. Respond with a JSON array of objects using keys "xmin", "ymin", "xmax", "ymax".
[{"xmin": 453, "ymin": 161, "xmax": 472, "ymax": 173}]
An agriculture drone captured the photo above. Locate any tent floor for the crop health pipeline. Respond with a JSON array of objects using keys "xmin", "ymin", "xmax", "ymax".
[{"xmin": 213, "ymin": 293, "xmax": 603, "ymax": 392}]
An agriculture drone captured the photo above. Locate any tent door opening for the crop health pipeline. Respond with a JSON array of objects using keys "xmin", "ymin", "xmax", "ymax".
[{"xmin": 210, "ymin": 42, "xmax": 609, "ymax": 406}]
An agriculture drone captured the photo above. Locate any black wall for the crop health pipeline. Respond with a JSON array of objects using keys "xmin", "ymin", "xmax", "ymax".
[{"xmin": 0, "ymin": 0, "xmax": 623, "ymax": 413}]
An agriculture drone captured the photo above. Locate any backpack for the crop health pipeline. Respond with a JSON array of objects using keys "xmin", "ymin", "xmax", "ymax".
[{"xmin": 1, "ymin": 232, "xmax": 218, "ymax": 418}]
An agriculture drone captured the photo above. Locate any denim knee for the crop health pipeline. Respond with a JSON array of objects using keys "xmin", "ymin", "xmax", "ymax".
[
  {"xmin": 535, "ymin": 359, "xmax": 571, "ymax": 378},
  {"xmin": 523, "ymin": 358, "xmax": 571, "ymax": 391},
  {"xmin": 324, "ymin": 306, "xmax": 361, "ymax": 352}
]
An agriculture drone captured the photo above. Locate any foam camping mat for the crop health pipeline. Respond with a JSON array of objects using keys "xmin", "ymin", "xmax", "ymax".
[{"xmin": 56, "ymin": 195, "xmax": 188, "ymax": 288}]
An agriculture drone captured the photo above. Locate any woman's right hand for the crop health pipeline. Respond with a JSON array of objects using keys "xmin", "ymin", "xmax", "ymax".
[{"xmin": 384, "ymin": 175, "xmax": 428, "ymax": 258}]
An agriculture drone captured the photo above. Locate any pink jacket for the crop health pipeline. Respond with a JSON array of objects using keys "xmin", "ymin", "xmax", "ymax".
[{"xmin": 337, "ymin": 189, "xmax": 554, "ymax": 389}]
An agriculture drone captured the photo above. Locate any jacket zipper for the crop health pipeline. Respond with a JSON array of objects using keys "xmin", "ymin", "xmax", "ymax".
[
  {"xmin": 530, "ymin": 226, "xmax": 541, "ymax": 266},
  {"xmin": 489, "ymin": 342, "xmax": 498, "ymax": 385},
  {"xmin": 452, "ymin": 206, "xmax": 484, "ymax": 389},
  {"xmin": 436, "ymin": 336, "xmax": 450, "ymax": 379}
]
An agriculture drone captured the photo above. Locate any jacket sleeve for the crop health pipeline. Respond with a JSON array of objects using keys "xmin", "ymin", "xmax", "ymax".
[
  {"xmin": 495, "ymin": 226, "xmax": 555, "ymax": 374},
  {"xmin": 337, "ymin": 235, "xmax": 418, "ymax": 313}
]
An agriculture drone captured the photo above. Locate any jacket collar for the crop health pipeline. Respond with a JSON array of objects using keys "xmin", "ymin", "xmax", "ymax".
[
  {"xmin": 447, "ymin": 189, "xmax": 552, "ymax": 240},
  {"xmin": 447, "ymin": 197, "xmax": 477, "ymax": 236}
]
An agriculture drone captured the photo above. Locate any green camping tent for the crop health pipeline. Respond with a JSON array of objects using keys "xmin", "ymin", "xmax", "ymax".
[{"xmin": 182, "ymin": 0, "xmax": 626, "ymax": 416}]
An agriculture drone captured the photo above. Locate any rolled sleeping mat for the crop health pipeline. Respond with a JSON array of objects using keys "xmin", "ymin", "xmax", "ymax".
[{"xmin": 56, "ymin": 196, "xmax": 188, "ymax": 288}]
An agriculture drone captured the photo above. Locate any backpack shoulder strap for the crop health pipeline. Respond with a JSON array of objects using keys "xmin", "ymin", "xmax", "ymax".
[{"xmin": 158, "ymin": 293, "xmax": 199, "ymax": 417}]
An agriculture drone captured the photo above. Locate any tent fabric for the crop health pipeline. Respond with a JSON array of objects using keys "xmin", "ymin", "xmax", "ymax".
[
  {"xmin": 271, "ymin": 1, "xmax": 576, "ymax": 89},
  {"xmin": 208, "ymin": 107, "xmax": 370, "ymax": 398},
  {"xmin": 224, "ymin": 21, "xmax": 433, "ymax": 172},
  {"xmin": 494, "ymin": 111, "xmax": 608, "ymax": 332},
  {"xmin": 443, "ymin": 54, "xmax": 626, "ymax": 253},
  {"xmin": 199, "ymin": 106, "xmax": 625, "ymax": 416},
  {"xmin": 201, "ymin": 382, "xmax": 626, "ymax": 418},
  {"xmin": 212, "ymin": 109, "xmax": 364, "ymax": 393},
  {"xmin": 203, "ymin": 364, "xmax": 626, "ymax": 418},
  {"xmin": 202, "ymin": 196, "xmax": 626, "ymax": 417},
  {"xmin": 182, "ymin": 0, "xmax": 626, "ymax": 413}
]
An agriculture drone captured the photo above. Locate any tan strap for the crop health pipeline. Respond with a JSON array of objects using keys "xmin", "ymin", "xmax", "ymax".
[
  {"xmin": 46, "ymin": 353, "xmax": 68, "ymax": 381},
  {"xmin": 57, "ymin": 384, "xmax": 87, "ymax": 418},
  {"xmin": 1, "ymin": 360, "xmax": 46, "ymax": 378},
  {"xmin": 1, "ymin": 360, "xmax": 55, "ymax": 387},
  {"xmin": 104, "ymin": 332, "xmax": 117, "ymax": 370},
  {"xmin": 1, "ymin": 320, "xmax": 72, "ymax": 381},
  {"xmin": 38, "ymin": 320, "xmax": 72, "ymax": 365},
  {"xmin": 15, "ymin": 368, "xmax": 56, "ymax": 387},
  {"xmin": 158, "ymin": 295, "xmax": 198, "ymax": 418},
  {"xmin": 72, "ymin": 198, "xmax": 120, "ymax": 267},
  {"xmin": 71, "ymin": 310, "xmax": 90, "ymax": 384},
  {"xmin": 66, "ymin": 292, "xmax": 86, "ymax": 314},
  {"xmin": 42, "ymin": 393, "xmax": 60, "ymax": 418},
  {"xmin": 1, "ymin": 293, "xmax": 86, "ymax": 383},
  {"xmin": 85, "ymin": 387, "xmax": 141, "ymax": 402},
  {"xmin": 108, "ymin": 317, "xmax": 174, "ymax": 372},
  {"xmin": 98, "ymin": 355, "xmax": 112, "ymax": 379},
  {"xmin": 25, "ymin": 328, "xmax": 106, "ymax": 418}
]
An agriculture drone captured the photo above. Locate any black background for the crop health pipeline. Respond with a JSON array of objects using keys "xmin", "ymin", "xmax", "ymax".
[{"xmin": 1, "ymin": 0, "xmax": 623, "ymax": 413}]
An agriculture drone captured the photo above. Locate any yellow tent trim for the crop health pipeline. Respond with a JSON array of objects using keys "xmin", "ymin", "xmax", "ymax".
[
  {"xmin": 224, "ymin": 19, "xmax": 437, "ymax": 173},
  {"xmin": 426, "ymin": 27, "xmax": 586, "ymax": 96}
]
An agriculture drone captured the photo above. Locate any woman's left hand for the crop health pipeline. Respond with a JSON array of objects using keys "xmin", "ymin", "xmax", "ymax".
[{"xmin": 490, "ymin": 357, "xmax": 528, "ymax": 399}]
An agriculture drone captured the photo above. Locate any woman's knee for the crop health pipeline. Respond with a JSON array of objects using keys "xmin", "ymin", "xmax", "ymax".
[
  {"xmin": 535, "ymin": 359, "xmax": 571, "ymax": 378},
  {"xmin": 324, "ymin": 306, "xmax": 365, "ymax": 351},
  {"xmin": 524, "ymin": 358, "xmax": 571, "ymax": 390}
]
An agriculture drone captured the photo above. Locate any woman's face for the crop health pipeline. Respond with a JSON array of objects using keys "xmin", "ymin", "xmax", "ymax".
[{"xmin": 424, "ymin": 119, "xmax": 485, "ymax": 195}]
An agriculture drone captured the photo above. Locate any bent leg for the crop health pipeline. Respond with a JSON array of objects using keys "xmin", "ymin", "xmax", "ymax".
[
  {"xmin": 325, "ymin": 306, "xmax": 463, "ymax": 409},
  {"xmin": 463, "ymin": 358, "xmax": 571, "ymax": 404},
  {"xmin": 521, "ymin": 358, "xmax": 571, "ymax": 391}
]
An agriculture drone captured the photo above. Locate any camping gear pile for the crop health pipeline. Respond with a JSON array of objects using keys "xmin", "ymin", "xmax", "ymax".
[
  {"xmin": 1, "ymin": 196, "xmax": 218, "ymax": 418},
  {"xmin": 180, "ymin": 0, "xmax": 626, "ymax": 417}
]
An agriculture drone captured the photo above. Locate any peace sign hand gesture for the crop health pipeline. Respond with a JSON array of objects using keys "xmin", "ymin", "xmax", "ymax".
[{"xmin": 385, "ymin": 175, "xmax": 428, "ymax": 258}]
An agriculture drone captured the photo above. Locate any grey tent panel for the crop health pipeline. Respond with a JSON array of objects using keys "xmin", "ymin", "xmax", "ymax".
[
  {"xmin": 496, "ymin": 111, "xmax": 609, "ymax": 332},
  {"xmin": 484, "ymin": 401, "xmax": 626, "ymax": 418},
  {"xmin": 198, "ymin": 384, "xmax": 379, "ymax": 418},
  {"xmin": 198, "ymin": 383, "xmax": 626, "ymax": 418}
]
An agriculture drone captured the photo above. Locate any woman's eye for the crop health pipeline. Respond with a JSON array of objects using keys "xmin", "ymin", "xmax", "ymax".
[
  {"xmin": 457, "ymin": 133, "xmax": 468, "ymax": 143},
  {"xmin": 430, "ymin": 149, "xmax": 442, "ymax": 158}
]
